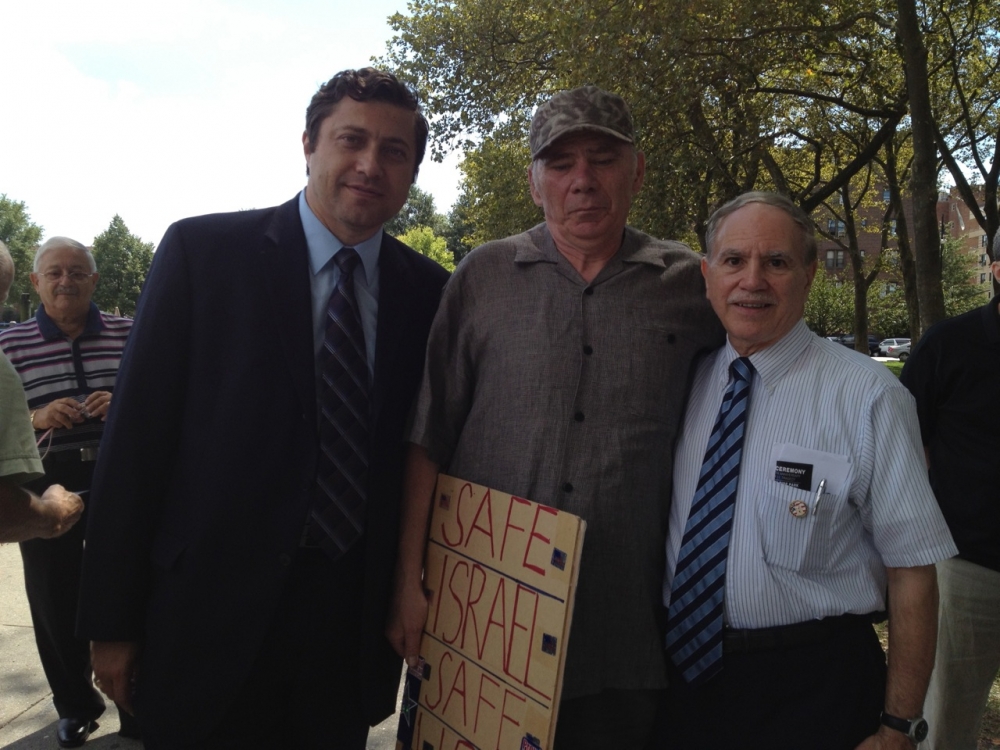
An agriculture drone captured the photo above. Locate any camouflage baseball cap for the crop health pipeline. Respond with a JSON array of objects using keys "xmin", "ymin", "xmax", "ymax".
[{"xmin": 529, "ymin": 85, "xmax": 634, "ymax": 159}]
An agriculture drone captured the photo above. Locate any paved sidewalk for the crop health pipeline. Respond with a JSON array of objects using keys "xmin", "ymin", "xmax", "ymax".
[{"xmin": 0, "ymin": 543, "xmax": 402, "ymax": 749}]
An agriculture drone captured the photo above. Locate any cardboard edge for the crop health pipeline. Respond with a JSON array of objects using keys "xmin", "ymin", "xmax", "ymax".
[{"xmin": 544, "ymin": 518, "xmax": 587, "ymax": 749}]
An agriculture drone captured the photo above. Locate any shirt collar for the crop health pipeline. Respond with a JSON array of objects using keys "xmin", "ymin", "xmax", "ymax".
[
  {"xmin": 36, "ymin": 302, "xmax": 104, "ymax": 341},
  {"xmin": 298, "ymin": 190, "xmax": 381, "ymax": 284},
  {"xmin": 514, "ymin": 224, "xmax": 660, "ymax": 268},
  {"xmin": 714, "ymin": 319, "xmax": 814, "ymax": 392}
]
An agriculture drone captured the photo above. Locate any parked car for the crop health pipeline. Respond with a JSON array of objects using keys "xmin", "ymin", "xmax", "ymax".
[
  {"xmin": 886, "ymin": 341, "xmax": 911, "ymax": 360},
  {"xmin": 877, "ymin": 338, "xmax": 910, "ymax": 356},
  {"xmin": 838, "ymin": 334, "xmax": 880, "ymax": 356}
]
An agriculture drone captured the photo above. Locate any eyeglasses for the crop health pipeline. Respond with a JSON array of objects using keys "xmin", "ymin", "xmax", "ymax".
[{"xmin": 40, "ymin": 270, "xmax": 95, "ymax": 283}]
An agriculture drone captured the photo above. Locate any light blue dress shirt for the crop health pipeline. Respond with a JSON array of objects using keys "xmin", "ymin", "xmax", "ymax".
[{"xmin": 298, "ymin": 190, "xmax": 381, "ymax": 382}]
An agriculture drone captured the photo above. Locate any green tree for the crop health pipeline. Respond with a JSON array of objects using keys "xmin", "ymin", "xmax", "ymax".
[
  {"xmin": 382, "ymin": 0, "xmax": 1000, "ymax": 318},
  {"xmin": 0, "ymin": 194, "xmax": 43, "ymax": 311},
  {"xmin": 386, "ymin": 185, "xmax": 447, "ymax": 236},
  {"xmin": 940, "ymin": 235, "xmax": 988, "ymax": 317},
  {"xmin": 805, "ymin": 269, "xmax": 854, "ymax": 336},
  {"xmin": 443, "ymin": 190, "xmax": 476, "ymax": 264},
  {"xmin": 91, "ymin": 215, "xmax": 154, "ymax": 317},
  {"xmin": 868, "ymin": 285, "xmax": 910, "ymax": 338},
  {"xmin": 458, "ymin": 121, "xmax": 541, "ymax": 247},
  {"xmin": 397, "ymin": 226, "xmax": 456, "ymax": 271}
]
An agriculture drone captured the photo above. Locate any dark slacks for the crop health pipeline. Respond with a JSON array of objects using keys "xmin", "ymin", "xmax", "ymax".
[
  {"xmin": 21, "ymin": 459, "xmax": 104, "ymax": 721},
  {"xmin": 140, "ymin": 543, "xmax": 370, "ymax": 750},
  {"xmin": 554, "ymin": 688, "xmax": 667, "ymax": 750},
  {"xmin": 651, "ymin": 617, "xmax": 887, "ymax": 750}
]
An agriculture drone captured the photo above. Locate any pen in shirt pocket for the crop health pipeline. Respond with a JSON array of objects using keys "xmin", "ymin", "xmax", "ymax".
[{"xmin": 812, "ymin": 478, "xmax": 827, "ymax": 515}]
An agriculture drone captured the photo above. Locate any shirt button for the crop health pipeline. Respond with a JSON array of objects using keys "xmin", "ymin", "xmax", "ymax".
[
  {"xmin": 584, "ymin": 287, "xmax": 594, "ymax": 296},
  {"xmin": 574, "ymin": 412, "xmax": 585, "ymax": 422},
  {"xmin": 563, "ymin": 482, "xmax": 574, "ymax": 493},
  {"xmin": 278, "ymin": 553, "xmax": 292, "ymax": 567},
  {"xmin": 583, "ymin": 345, "xmax": 593, "ymax": 355}
]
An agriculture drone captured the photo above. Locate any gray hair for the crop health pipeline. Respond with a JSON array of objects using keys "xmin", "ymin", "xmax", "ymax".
[
  {"xmin": 33, "ymin": 236, "xmax": 97, "ymax": 273},
  {"xmin": 705, "ymin": 191, "xmax": 818, "ymax": 264},
  {"xmin": 0, "ymin": 240, "xmax": 14, "ymax": 304},
  {"xmin": 993, "ymin": 231, "xmax": 1000, "ymax": 263}
]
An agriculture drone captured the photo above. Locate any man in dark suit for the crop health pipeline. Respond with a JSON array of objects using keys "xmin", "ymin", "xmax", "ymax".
[{"xmin": 77, "ymin": 68, "xmax": 450, "ymax": 749}]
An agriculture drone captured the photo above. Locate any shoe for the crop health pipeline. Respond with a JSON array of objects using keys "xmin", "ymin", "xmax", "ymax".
[
  {"xmin": 117, "ymin": 708, "xmax": 142, "ymax": 739},
  {"xmin": 57, "ymin": 717, "xmax": 98, "ymax": 748}
]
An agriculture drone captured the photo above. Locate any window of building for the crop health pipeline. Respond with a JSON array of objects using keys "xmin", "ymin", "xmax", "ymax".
[
  {"xmin": 826, "ymin": 249, "xmax": 846, "ymax": 270},
  {"xmin": 982, "ymin": 235, "xmax": 990, "ymax": 247},
  {"xmin": 883, "ymin": 189, "xmax": 891, "ymax": 202}
]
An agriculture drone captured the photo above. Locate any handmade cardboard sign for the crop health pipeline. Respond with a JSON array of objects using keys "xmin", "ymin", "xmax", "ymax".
[{"xmin": 396, "ymin": 474, "xmax": 586, "ymax": 750}]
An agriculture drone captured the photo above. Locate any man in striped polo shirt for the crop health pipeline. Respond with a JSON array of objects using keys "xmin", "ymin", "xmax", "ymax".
[
  {"xmin": 658, "ymin": 192, "xmax": 956, "ymax": 749},
  {"xmin": 0, "ymin": 236, "xmax": 134, "ymax": 748}
]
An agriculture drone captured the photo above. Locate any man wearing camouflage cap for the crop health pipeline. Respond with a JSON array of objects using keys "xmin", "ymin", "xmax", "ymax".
[{"xmin": 388, "ymin": 84, "xmax": 723, "ymax": 747}]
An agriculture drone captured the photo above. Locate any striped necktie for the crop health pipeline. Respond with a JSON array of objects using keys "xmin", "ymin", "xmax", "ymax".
[
  {"xmin": 306, "ymin": 246, "xmax": 370, "ymax": 558},
  {"xmin": 666, "ymin": 356, "xmax": 754, "ymax": 685}
]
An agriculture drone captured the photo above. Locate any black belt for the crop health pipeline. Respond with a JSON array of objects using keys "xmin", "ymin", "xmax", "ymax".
[
  {"xmin": 43, "ymin": 447, "xmax": 99, "ymax": 464},
  {"xmin": 723, "ymin": 613, "xmax": 874, "ymax": 654}
]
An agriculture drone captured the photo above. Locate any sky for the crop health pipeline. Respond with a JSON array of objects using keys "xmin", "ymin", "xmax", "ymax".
[{"xmin": 0, "ymin": 0, "xmax": 463, "ymax": 248}]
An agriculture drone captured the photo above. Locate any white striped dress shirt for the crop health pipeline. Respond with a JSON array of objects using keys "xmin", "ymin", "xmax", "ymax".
[{"xmin": 665, "ymin": 320, "xmax": 957, "ymax": 628}]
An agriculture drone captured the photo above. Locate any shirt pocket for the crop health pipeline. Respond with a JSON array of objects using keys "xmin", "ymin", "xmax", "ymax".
[{"xmin": 756, "ymin": 481, "xmax": 839, "ymax": 572}]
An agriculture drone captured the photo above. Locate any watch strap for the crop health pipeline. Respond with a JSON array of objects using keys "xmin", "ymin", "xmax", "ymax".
[{"xmin": 880, "ymin": 711, "xmax": 927, "ymax": 742}]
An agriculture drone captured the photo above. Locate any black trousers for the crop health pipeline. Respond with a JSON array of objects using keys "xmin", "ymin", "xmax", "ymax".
[
  {"xmin": 554, "ymin": 688, "xmax": 667, "ymax": 750},
  {"xmin": 141, "ymin": 543, "xmax": 370, "ymax": 750},
  {"xmin": 21, "ymin": 459, "xmax": 104, "ymax": 720},
  {"xmin": 651, "ymin": 618, "xmax": 887, "ymax": 750}
]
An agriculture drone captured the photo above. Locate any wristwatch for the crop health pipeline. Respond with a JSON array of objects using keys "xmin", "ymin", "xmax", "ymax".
[{"xmin": 880, "ymin": 711, "xmax": 929, "ymax": 743}]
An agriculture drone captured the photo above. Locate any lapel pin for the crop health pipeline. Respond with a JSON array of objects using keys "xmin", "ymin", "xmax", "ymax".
[{"xmin": 789, "ymin": 499, "xmax": 808, "ymax": 518}]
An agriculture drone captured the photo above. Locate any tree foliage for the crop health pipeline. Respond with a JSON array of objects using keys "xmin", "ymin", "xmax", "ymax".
[
  {"xmin": 940, "ymin": 235, "xmax": 988, "ymax": 317},
  {"xmin": 386, "ymin": 185, "xmax": 447, "ymax": 236},
  {"xmin": 397, "ymin": 225, "xmax": 456, "ymax": 271},
  {"xmin": 443, "ymin": 190, "xmax": 476, "ymax": 264},
  {"xmin": 805, "ymin": 270, "xmax": 854, "ymax": 336},
  {"xmin": 381, "ymin": 0, "xmax": 1000, "ymax": 331},
  {"xmin": 0, "ymin": 194, "xmax": 43, "ymax": 309},
  {"xmin": 91, "ymin": 215, "xmax": 154, "ymax": 317}
]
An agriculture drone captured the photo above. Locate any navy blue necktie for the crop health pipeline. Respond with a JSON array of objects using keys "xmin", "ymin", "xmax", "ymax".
[
  {"xmin": 306, "ymin": 247, "xmax": 369, "ymax": 558},
  {"xmin": 665, "ymin": 356, "xmax": 754, "ymax": 684}
]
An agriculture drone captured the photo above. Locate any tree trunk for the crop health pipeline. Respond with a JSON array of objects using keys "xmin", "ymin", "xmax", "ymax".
[
  {"xmin": 884, "ymin": 143, "xmax": 921, "ymax": 339},
  {"xmin": 896, "ymin": 0, "xmax": 945, "ymax": 329}
]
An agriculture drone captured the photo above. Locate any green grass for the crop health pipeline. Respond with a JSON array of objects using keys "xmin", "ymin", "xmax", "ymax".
[{"xmin": 883, "ymin": 360, "xmax": 904, "ymax": 377}]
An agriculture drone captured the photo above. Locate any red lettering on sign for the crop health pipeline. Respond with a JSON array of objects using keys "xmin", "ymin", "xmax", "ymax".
[
  {"xmin": 442, "ymin": 561, "xmax": 469, "ymax": 645},
  {"xmin": 522, "ymin": 504, "xmax": 558, "ymax": 575},
  {"xmin": 500, "ymin": 495, "xmax": 531, "ymax": 563},
  {"xmin": 508, "ymin": 584, "xmax": 551, "ymax": 700},
  {"xmin": 479, "ymin": 576, "xmax": 507, "ymax": 661},
  {"xmin": 497, "ymin": 689, "xmax": 525, "ymax": 750},
  {"xmin": 424, "ymin": 651, "xmax": 450, "ymax": 710},
  {"xmin": 441, "ymin": 658, "xmax": 468, "ymax": 728},
  {"xmin": 430, "ymin": 552, "xmax": 450, "ymax": 633},
  {"xmin": 467, "ymin": 488, "xmax": 496, "ymax": 559},
  {"xmin": 473, "ymin": 672, "xmax": 500, "ymax": 734},
  {"xmin": 441, "ymin": 484, "xmax": 470, "ymax": 548},
  {"xmin": 461, "ymin": 564, "xmax": 487, "ymax": 653}
]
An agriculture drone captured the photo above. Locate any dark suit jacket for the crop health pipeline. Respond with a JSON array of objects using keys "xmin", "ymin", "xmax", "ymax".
[{"xmin": 78, "ymin": 196, "xmax": 449, "ymax": 743}]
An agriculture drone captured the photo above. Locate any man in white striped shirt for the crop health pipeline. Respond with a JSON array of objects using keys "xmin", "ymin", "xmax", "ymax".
[{"xmin": 657, "ymin": 192, "xmax": 956, "ymax": 750}]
